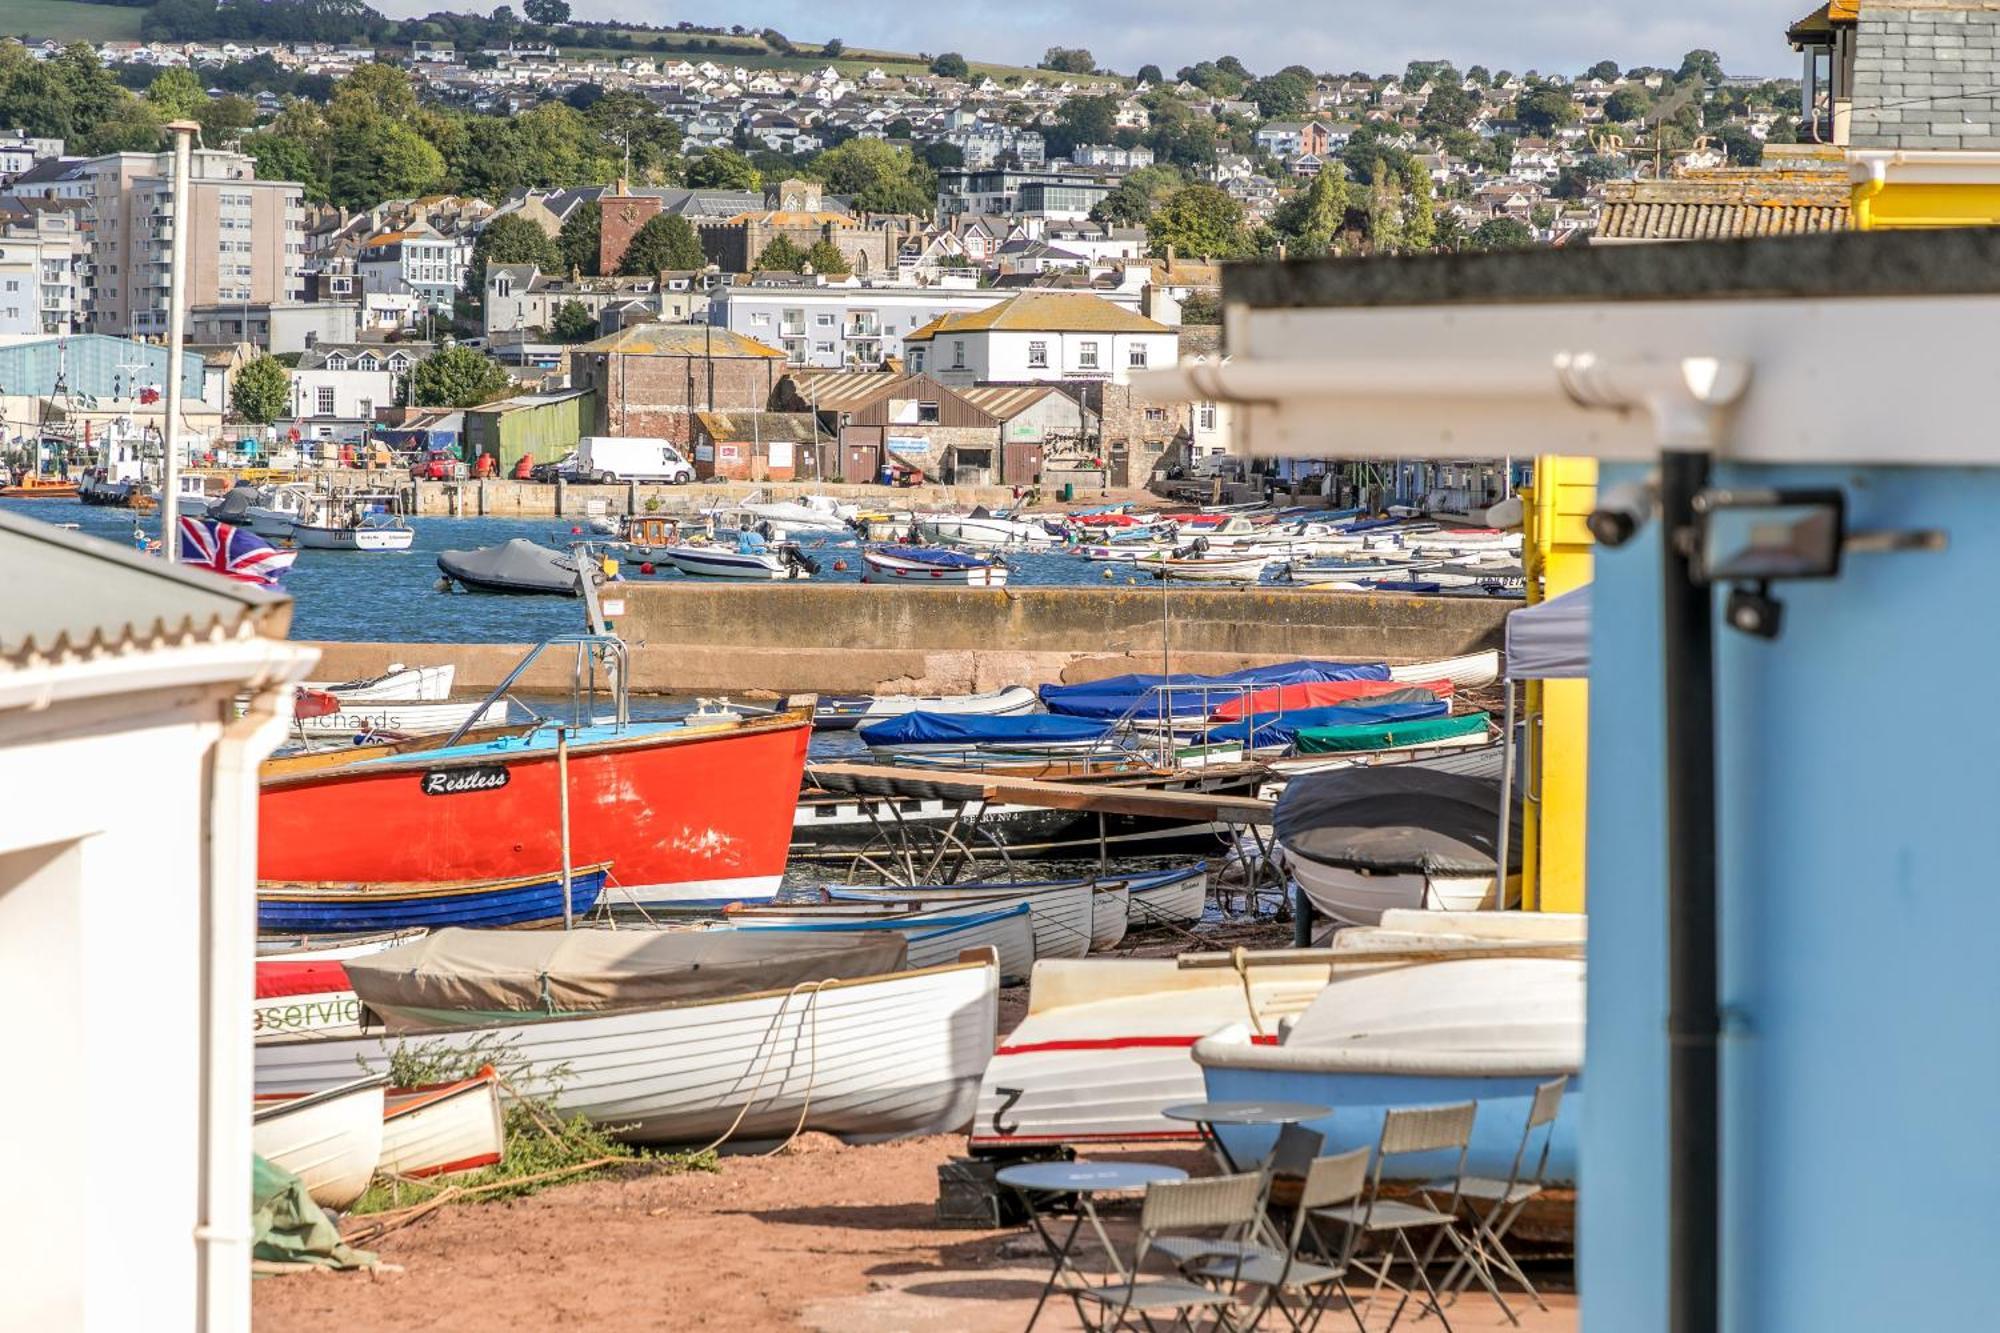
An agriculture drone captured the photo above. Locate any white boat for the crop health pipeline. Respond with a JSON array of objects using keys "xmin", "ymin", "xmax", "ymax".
[
  {"xmin": 251, "ymin": 1074, "xmax": 387, "ymax": 1210},
  {"xmin": 1289, "ymin": 854, "xmax": 1509, "ymax": 924},
  {"xmin": 255, "ymin": 942, "xmax": 999, "ymax": 1146},
  {"xmin": 1389, "ymin": 649, "xmax": 1500, "ymax": 688},
  {"xmin": 304, "ymin": 664, "xmax": 456, "ymax": 702},
  {"xmin": 735, "ymin": 497, "xmax": 854, "ymax": 532},
  {"xmin": 290, "ymin": 697, "xmax": 514, "ymax": 739},
  {"xmin": 246, "ymin": 484, "xmax": 317, "ymax": 538},
  {"xmin": 861, "ymin": 546, "xmax": 1007, "ymax": 587},
  {"xmin": 1076, "ymin": 543, "xmax": 1175, "ymax": 563},
  {"xmin": 813, "ymin": 684, "xmax": 1038, "ymax": 730},
  {"xmin": 254, "ymin": 931, "xmax": 423, "ymax": 1039},
  {"xmin": 289, "ymin": 511, "xmax": 417, "ymax": 552},
  {"xmin": 724, "ymin": 900, "xmax": 1038, "ymax": 983},
  {"xmin": 830, "ymin": 880, "xmax": 1097, "ymax": 961},
  {"xmin": 1123, "ymin": 864, "xmax": 1208, "ymax": 928},
  {"xmin": 1089, "ymin": 881, "xmax": 1130, "ymax": 952},
  {"xmin": 921, "ymin": 513, "xmax": 1061, "ymax": 548},
  {"xmin": 968, "ymin": 956, "xmax": 1338, "ymax": 1149},
  {"xmin": 662, "ymin": 541, "xmax": 812, "ymax": 580},
  {"xmin": 380, "ymin": 1069, "xmax": 506, "ymax": 1179},
  {"xmin": 1138, "ymin": 552, "xmax": 1276, "ymax": 582}
]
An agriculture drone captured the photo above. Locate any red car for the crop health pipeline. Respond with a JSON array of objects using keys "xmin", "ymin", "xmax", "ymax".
[{"xmin": 412, "ymin": 455, "xmax": 469, "ymax": 481}]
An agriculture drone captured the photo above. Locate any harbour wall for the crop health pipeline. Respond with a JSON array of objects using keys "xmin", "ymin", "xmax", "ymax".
[{"xmin": 303, "ymin": 584, "xmax": 1511, "ymax": 696}]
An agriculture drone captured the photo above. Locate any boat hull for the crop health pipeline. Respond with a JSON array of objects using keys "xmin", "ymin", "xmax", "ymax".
[
  {"xmin": 1124, "ymin": 866, "xmax": 1208, "ymax": 928},
  {"xmin": 663, "ymin": 545, "xmax": 802, "ymax": 580},
  {"xmin": 729, "ymin": 902, "xmax": 1037, "ymax": 983},
  {"xmin": 251, "ymin": 1077, "xmax": 386, "ymax": 1210},
  {"xmin": 260, "ymin": 716, "xmax": 810, "ymax": 905},
  {"xmin": 291, "ymin": 698, "xmax": 511, "ymax": 739},
  {"xmin": 861, "ymin": 550, "xmax": 1008, "ymax": 586},
  {"xmin": 256, "ymin": 961, "xmax": 999, "ymax": 1145},
  {"xmin": 1289, "ymin": 855, "xmax": 1508, "ymax": 925},
  {"xmin": 290, "ymin": 524, "xmax": 416, "ymax": 551},
  {"xmin": 831, "ymin": 882, "xmax": 1095, "ymax": 961},
  {"xmin": 381, "ymin": 1073, "xmax": 506, "ymax": 1178},
  {"xmin": 257, "ymin": 865, "xmax": 611, "ymax": 933}
]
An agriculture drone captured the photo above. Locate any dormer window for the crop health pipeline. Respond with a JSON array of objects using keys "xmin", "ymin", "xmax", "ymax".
[
  {"xmin": 325, "ymin": 352, "xmax": 346, "ymax": 370},
  {"xmin": 357, "ymin": 354, "xmax": 379, "ymax": 371},
  {"xmin": 388, "ymin": 354, "xmax": 410, "ymax": 371},
  {"xmin": 495, "ymin": 275, "xmax": 512, "ymax": 297}
]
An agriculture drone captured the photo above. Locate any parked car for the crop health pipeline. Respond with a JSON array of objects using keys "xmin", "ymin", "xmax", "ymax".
[
  {"xmin": 412, "ymin": 454, "xmax": 469, "ymax": 481},
  {"xmin": 530, "ymin": 450, "xmax": 582, "ymax": 483}
]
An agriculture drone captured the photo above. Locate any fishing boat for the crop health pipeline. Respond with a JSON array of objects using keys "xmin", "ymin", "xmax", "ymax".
[
  {"xmin": 809, "ymin": 685, "xmax": 1038, "ymax": 731},
  {"xmin": 861, "ymin": 545, "xmax": 1007, "ymax": 587},
  {"xmin": 0, "ymin": 474, "xmax": 80, "ymax": 499},
  {"xmin": 251, "ymin": 1074, "xmax": 387, "ymax": 1210},
  {"xmin": 1284, "ymin": 557, "xmax": 1437, "ymax": 584},
  {"xmin": 246, "ymin": 483, "xmax": 317, "ymax": 538},
  {"xmin": 724, "ymin": 900, "xmax": 1037, "ymax": 982},
  {"xmin": 304, "ymin": 664, "xmax": 455, "ymax": 703},
  {"xmin": 258, "ymin": 863, "xmax": 613, "ymax": 933},
  {"xmin": 261, "ymin": 641, "xmax": 810, "ymax": 907},
  {"xmin": 1209, "ymin": 677, "xmax": 1455, "ymax": 721},
  {"xmin": 661, "ymin": 532, "xmax": 818, "ymax": 580},
  {"xmin": 435, "ymin": 539, "xmax": 597, "ymax": 595},
  {"xmin": 1088, "ymin": 880, "xmax": 1130, "ymax": 951},
  {"xmin": 828, "ymin": 879, "xmax": 1098, "ymax": 961},
  {"xmin": 291, "ymin": 697, "xmax": 513, "ymax": 740},
  {"xmin": 1194, "ymin": 926, "xmax": 1583, "ymax": 1182},
  {"xmin": 968, "ymin": 956, "xmax": 1338, "ymax": 1149},
  {"xmin": 1042, "ymin": 659, "xmax": 1398, "ymax": 722},
  {"xmin": 1277, "ymin": 761, "xmax": 1521, "ymax": 924},
  {"xmin": 254, "ymin": 930, "xmax": 1000, "ymax": 1146},
  {"xmin": 381, "ymin": 1069, "xmax": 506, "ymax": 1179},
  {"xmin": 289, "ymin": 506, "xmax": 417, "ymax": 552},
  {"xmin": 857, "ymin": 711, "xmax": 1117, "ymax": 758}
]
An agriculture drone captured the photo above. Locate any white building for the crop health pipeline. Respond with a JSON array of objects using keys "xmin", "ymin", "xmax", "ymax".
[
  {"xmin": 0, "ymin": 209, "xmax": 82, "ymax": 335},
  {"xmin": 707, "ymin": 280, "xmax": 1013, "ymax": 370},
  {"xmin": 288, "ymin": 341, "xmax": 429, "ymax": 440},
  {"xmin": 356, "ymin": 222, "xmax": 462, "ymax": 316},
  {"xmin": 0, "ymin": 512, "xmax": 314, "ymax": 1333},
  {"xmin": 906, "ymin": 291, "xmax": 1179, "ymax": 386},
  {"xmin": 0, "ymin": 130, "xmax": 64, "ymax": 183},
  {"xmin": 1071, "ymin": 144, "xmax": 1155, "ymax": 170}
]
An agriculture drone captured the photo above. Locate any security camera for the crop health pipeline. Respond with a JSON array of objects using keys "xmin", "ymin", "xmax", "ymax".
[
  {"xmin": 1586, "ymin": 477, "xmax": 1660, "ymax": 548},
  {"xmin": 1725, "ymin": 583, "xmax": 1784, "ymax": 639}
]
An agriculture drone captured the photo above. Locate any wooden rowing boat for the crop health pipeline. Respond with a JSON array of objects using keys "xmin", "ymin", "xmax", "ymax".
[
  {"xmin": 252, "ymin": 1074, "xmax": 387, "ymax": 1210},
  {"xmin": 381, "ymin": 1069, "xmax": 506, "ymax": 1178},
  {"xmin": 257, "ymin": 863, "xmax": 612, "ymax": 933}
]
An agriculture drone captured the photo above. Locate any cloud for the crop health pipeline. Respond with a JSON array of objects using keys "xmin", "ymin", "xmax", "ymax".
[{"xmin": 388, "ymin": 1, "xmax": 1808, "ymax": 79}]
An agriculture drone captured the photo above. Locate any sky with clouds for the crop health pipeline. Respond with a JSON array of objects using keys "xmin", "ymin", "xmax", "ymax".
[{"xmin": 380, "ymin": 2, "xmax": 1813, "ymax": 80}]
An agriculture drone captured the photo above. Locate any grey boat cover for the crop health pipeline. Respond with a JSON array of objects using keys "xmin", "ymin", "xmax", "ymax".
[
  {"xmin": 344, "ymin": 926, "xmax": 909, "ymax": 1029},
  {"xmin": 210, "ymin": 484, "xmax": 264, "ymax": 521},
  {"xmin": 1275, "ymin": 767, "xmax": 1521, "ymax": 877},
  {"xmin": 437, "ymin": 539, "xmax": 583, "ymax": 594},
  {"xmin": 1504, "ymin": 583, "xmax": 1591, "ymax": 681}
]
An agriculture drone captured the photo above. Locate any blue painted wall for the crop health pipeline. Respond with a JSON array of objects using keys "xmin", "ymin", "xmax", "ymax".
[{"xmin": 1582, "ymin": 463, "xmax": 2000, "ymax": 1331}]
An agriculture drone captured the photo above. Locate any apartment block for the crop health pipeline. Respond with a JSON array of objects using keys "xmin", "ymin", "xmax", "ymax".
[
  {"xmin": 83, "ymin": 147, "xmax": 305, "ymax": 338},
  {"xmin": 0, "ymin": 208, "xmax": 82, "ymax": 336}
]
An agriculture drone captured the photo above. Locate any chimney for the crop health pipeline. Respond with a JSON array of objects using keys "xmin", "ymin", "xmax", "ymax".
[{"xmin": 1165, "ymin": 243, "xmax": 1175, "ymax": 269}]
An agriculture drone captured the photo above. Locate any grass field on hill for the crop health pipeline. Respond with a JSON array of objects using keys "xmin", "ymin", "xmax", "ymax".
[
  {"xmin": 3, "ymin": 0, "xmax": 146, "ymax": 42},
  {"xmin": 561, "ymin": 33, "xmax": 1120, "ymax": 89}
]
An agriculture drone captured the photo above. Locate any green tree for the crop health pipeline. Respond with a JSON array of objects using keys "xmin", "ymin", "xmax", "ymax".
[
  {"xmin": 1514, "ymin": 88, "xmax": 1578, "ymax": 137},
  {"xmin": 807, "ymin": 137, "xmax": 933, "ymax": 214},
  {"xmin": 410, "ymin": 346, "xmax": 512, "ymax": 408},
  {"xmin": 1040, "ymin": 47, "xmax": 1097, "ymax": 75},
  {"xmin": 1048, "ymin": 94, "xmax": 1118, "ymax": 156},
  {"xmin": 550, "ymin": 299, "xmax": 597, "ymax": 341},
  {"xmin": 1604, "ymin": 87, "xmax": 1651, "ymax": 124},
  {"xmin": 1091, "ymin": 178, "xmax": 1155, "ymax": 225},
  {"xmin": 1586, "ymin": 60, "xmax": 1622, "ymax": 82},
  {"xmin": 146, "ymin": 67, "xmax": 207, "ymax": 121},
  {"xmin": 1402, "ymin": 161, "xmax": 1436, "ymax": 251},
  {"xmin": 804, "ymin": 239, "xmax": 850, "ymax": 275},
  {"xmin": 1471, "ymin": 217, "xmax": 1535, "ymax": 251},
  {"xmin": 1247, "ymin": 72, "xmax": 1310, "ymax": 119},
  {"xmin": 1148, "ymin": 185, "xmax": 1250, "ymax": 260},
  {"xmin": 686, "ymin": 147, "xmax": 760, "ymax": 189},
  {"xmin": 1136, "ymin": 63, "xmax": 1164, "ymax": 85},
  {"xmin": 472, "ymin": 214, "xmax": 562, "ymax": 288},
  {"xmin": 755, "ymin": 235, "xmax": 808, "ymax": 271},
  {"xmin": 1710, "ymin": 122, "xmax": 1764, "ymax": 166},
  {"xmin": 1419, "ymin": 82, "xmax": 1479, "ymax": 134},
  {"xmin": 522, "ymin": 0, "xmax": 569, "ymax": 24},
  {"xmin": 1677, "ymin": 49, "xmax": 1724, "ymax": 85},
  {"xmin": 197, "ymin": 93, "xmax": 257, "ymax": 142},
  {"xmin": 1467, "ymin": 65, "xmax": 1492, "ymax": 87},
  {"xmin": 244, "ymin": 132, "xmax": 325, "ymax": 200},
  {"xmin": 231, "ymin": 355, "xmax": 291, "ymax": 425},
  {"xmin": 1367, "ymin": 159, "xmax": 1403, "ymax": 253},
  {"xmin": 1270, "ymin": 165, "xmax": 1348, "ymax": 257},
  {"xmin": 585, "ymin": 89, "xmax": 684, "ymax": 181},
  {"xmin": 1178, "ymin": 290, "xmax": 1221, "ymax": 324},
  {"xmin": 930, "ymin": 53, "xmax": 969, "ymax": 79},
  {"xmin": 558, "ymin": 199, "xmax": 601, "ymax": 275},
  {"xmin": 618, "ymin": 214, "xmax": 705, "ymax": 274}
]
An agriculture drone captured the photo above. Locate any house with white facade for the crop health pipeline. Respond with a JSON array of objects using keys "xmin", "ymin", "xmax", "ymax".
[
  {"xmin": 906, "ymin": 291, "xmax": 1178, "ymax": 386},
  {"xmin": 707, "ymin": 280, "xmax": 1007, "ymax": 370},
  {"xmin": 356, "ymin": 222, "xmax": 462, "ymax": 316},
  {"xmin": 0, "ymin": 512, "xmax": 314, "ymax": 1333},
  {"xmin": 287, "ymin": 341, "xmax": 429, "ymax": 440}
]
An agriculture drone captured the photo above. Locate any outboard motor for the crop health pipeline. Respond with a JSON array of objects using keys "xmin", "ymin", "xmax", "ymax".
[{"xmin": 782, "ymin": 545, "xmax": 822, "ymax": 578}]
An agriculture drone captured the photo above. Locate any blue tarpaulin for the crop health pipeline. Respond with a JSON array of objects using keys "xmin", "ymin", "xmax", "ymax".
[
  {"xmin": 858, "ymin": 711, "xmax": 1114, "ymax": 747},
  {"xmin": 1040, "ymin": 660, "xmax": 1391, "ymax": 720},
  {"xmin": 1204, "ymin": 698, "xmax": 1451, "ymax": 747},
  {"xmin": 873, "ymin": 546, "xmax": 993, "ymax": 569}
]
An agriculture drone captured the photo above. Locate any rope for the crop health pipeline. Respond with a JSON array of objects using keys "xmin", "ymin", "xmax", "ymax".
[
  {"xmin": 1232, "ymin": 946, "xmax": 1268, "ymax": 1036},
  {"xmin": 690, "ymin": 978, "xmax": 835, "ymax": 1158}
]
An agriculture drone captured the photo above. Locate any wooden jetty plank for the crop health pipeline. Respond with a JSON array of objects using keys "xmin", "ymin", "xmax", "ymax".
[{"xmin": 802, "ymin": 761, "xmax": 1275, "ymax": 824}]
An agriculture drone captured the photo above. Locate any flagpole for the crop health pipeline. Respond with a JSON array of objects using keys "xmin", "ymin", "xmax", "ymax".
[{"xmin": 161, "ymin": 120, "xmax": 198, "ymax": 562}]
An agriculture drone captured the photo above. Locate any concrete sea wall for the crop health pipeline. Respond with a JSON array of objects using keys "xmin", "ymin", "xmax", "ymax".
[{"xmin": 303, "ymin": 584, "xmax": 1511, "ymax": 696}]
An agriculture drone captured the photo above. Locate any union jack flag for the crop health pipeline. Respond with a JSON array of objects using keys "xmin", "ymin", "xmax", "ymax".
[{"xmin": 178, "ymin": 517, "xmax": 297, "ymax": 586}]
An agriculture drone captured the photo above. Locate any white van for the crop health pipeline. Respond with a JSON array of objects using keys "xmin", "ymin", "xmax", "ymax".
[{"xmin": 576, "ymin": 436, "xmax": 695, "ymax": 485}]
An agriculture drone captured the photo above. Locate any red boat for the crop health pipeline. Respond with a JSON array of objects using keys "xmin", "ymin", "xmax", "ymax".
[{"xmin": 260, "ymin": 709, "xmax": 810, "ymax": 907}]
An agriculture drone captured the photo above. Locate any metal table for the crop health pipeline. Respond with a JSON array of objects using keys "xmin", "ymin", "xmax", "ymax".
[
  {"xmin": 996, "ymin": 1159, "xmax": 1188, "ymax": 1332},
  {"xmin": 1160, "ymin": 1100, "xmax": 1334, "ymax": 1173}
]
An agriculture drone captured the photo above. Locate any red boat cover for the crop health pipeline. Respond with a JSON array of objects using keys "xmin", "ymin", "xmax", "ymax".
[
  {"xmin": 292, "ymin": 688, "xmax": 342, "ymax": 719},
  {"xmin": 1212, "ymin": 678, "xmax": 1454, "ymax": 720},
  {"xmin": 256, "ymin": 960, "xmax": 353, "ymax": 999}
]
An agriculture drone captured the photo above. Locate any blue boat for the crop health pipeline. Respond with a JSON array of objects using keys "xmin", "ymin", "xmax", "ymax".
[
  {"xmin": 1190, "ymin": 954, "xmax": 1583, "ymax": 1183},
  {"xmin": 1039, "ymin": 660, "xmax": 1392, "ymax": 720},
  {"xmin": 1202, "ymin": 697, "xmax": 1450, "ymax": 748},
  {"xmin": 857, "ymin": 710, "xmax": 1115, "ymax": 752},
  {"xmin": 257, "ymin": 863, "xmax": 612, "ymax": 932}
]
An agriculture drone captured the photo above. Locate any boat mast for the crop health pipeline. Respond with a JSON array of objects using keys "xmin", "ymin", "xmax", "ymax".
[{"xmin": 160, "ymin": 121, "xmax": 198, "ymax": 561}]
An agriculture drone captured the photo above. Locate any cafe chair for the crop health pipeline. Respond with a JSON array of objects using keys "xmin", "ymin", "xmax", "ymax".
[
  {"xmin": 1072, "ymin": 1173, "xmax": 1264, "ymax": 1332},
  {"xmin": 1424, "ymin": 1076, "xmax": 1568, "ymax": 1323}
]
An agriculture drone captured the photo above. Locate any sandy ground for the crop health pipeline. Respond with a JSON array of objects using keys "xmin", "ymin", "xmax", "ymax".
[{"xmin": 253, "ymin": 1135, "xmax": 1575, "ymax": 1332}]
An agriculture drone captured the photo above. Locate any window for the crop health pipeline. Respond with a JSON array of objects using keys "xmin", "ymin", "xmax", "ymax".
[
  {"xmin": 357, "ymin": 354, "xmax": 379, "ymax": 371},
  {"xmin": 917, "ymin": 401, "xmax": 940, "ymax": 424},
  {"xmin": 1128, "ymin": 342, "xmax": 1149, "ymax": 369},
  {"xmin": 952, "ymin": 339, "xmax": 966, "ymax": 369},
  {"xmin": 1027, "ymin": 340, "xmax": 1048, "ymax": 368},
  {"xmin": 358, "ymin": 396, "xmax": 373, "ymax": 418},
  {"xmin": 388, "ymin": 355, "xmax": 409, "ymax": 371},
  {"xmin": 1198, "ymin": 403, "xmax": 1217, "ymax": 431},
  {"xmin": 1144, "ymin": 406, "xmax": 1167, "ymax": 423},
  {"xmin": 1078, "ymin": 340, "xmax": 1098, "ymax": 369},
  {"xmin": 816, "ymin": 313, "xmax": 834, "ymax": 326},
  {"xmin": 316, "ymin": 386, "xmax": 335, "ymax": 415},
  {"xmin": 324, "ymin": 353, "xmax": 346, "ymax": 370}
]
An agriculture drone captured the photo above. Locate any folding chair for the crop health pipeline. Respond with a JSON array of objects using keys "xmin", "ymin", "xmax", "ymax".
[
  {"xmin": 1307, "ymin": 1102, "xmax": 1508, "ymax": 1333},
  {"xmin": 1072, "ymin": 1173, "xmax": 1264, "ymax": 1332},
  {"xmin": 1193, "ymin": 1146, "xmax": 1372, "ymax": 1333},
  {"xmin": 1426, "ymin": 1076, "xmax": 1568, "ymax": 1322},
  {"xmin": 1154, "ymin": 1122, "xmax": 1324, "ymax": 1271}
]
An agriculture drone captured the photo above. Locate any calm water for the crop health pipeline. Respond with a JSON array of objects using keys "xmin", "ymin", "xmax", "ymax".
[{"xmin": 2, "ymin": 497, "xmax": 1170, "ymax": 643}]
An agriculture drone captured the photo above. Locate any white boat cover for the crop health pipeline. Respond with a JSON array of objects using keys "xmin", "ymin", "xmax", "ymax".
[
  {"xmin": 1504, "ymin": 584, "xmax": 1591, "ymax": 681},
  {"xmin": 345, "ymin": 927, "xmax": 907, "ymax": 1030}
]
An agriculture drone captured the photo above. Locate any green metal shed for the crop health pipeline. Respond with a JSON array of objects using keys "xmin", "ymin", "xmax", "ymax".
[{"xmin": 464, "ymin": 389, "xmax": 595, "ymax": 471}]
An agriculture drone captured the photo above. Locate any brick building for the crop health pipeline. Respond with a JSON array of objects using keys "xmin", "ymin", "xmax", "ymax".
[
  {"xmin": 598, "ymin": 188, "xmax": 663, "ymax": 276},
  {"xmin": 570, "ymin": 323, "xmax": 786, "ymax": 447},
  {"xmin": 700, "ymin": 179, "xmax": 908, "ymax": 278},
  {"xmin": 689, "ymin": 410, "xmax": 821, "ymax": 480}
]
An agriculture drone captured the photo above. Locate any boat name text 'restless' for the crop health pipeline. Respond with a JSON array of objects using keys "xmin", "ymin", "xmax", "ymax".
[{"xmin": 422, "ymin": 766, "xmax": 511, "ymax": 796}]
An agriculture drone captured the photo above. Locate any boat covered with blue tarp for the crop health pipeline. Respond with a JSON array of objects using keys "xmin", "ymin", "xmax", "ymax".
[
  {"xmin": 857, "ymin": 711, "xmax": 1114, "ymax": 750},
  {"xmin": 1040, "ymin": 660, "xmax": 1392, "ymax": 720},
  {"xmin": 1205, "ymin": 698, "xmax": 1451, "ymax": 748}
]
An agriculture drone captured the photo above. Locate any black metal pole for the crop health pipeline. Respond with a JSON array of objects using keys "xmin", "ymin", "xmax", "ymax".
[{"xmin": 1660, "ymin": 448, "xmax": 1719, "ymax": 1333}]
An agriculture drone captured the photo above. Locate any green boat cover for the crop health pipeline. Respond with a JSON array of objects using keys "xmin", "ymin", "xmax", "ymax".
[
  {"xmin": 252, "ymin": 1155, "xmax": 376, "ymax": 1270},
  {"xmin": 1294, "ymin": 711, "xmax": 1491, "ymax": 755}
]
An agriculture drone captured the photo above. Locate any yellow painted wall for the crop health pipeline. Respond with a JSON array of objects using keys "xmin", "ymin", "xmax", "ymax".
[{"xmin": 1521, "ymin": 456, "xmax": 1595, "ymax": 913}]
